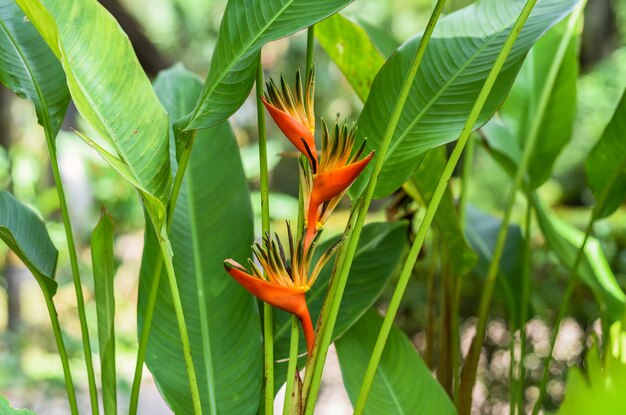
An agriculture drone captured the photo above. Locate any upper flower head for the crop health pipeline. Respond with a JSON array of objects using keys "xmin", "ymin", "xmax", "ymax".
[
  {"xmin": 224, "ymin": 224, "xmax": 340, "ymax": 354},
  {"xmin": 303, "ymin": 119, "xmax": 375, "ymax": 247},
  {"xmin": 262, "ymin": 68, "xmax": 317, "ymax": 168}
]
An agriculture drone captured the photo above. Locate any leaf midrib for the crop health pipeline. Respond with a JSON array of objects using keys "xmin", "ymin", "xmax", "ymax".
[{"xmin": 191, "ymin": 0, "xmax": 296, "ymax": 120}]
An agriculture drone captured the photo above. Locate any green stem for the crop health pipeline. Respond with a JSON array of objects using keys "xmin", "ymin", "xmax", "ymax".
[
  {"xmin": 459, "ymin": 134, "xmax": 475, "ymax": 227},
  {"xmin": 41, "ymin": 283, "xmax": 79, "ymax": 415},
  {"xmin": 457, "ymin": 4, "xmax": 577, "ymax": 412},
  {"xmin": 306, "ymin": 26, "xmax": 315, "ymax": 72},
  {"xmin": 517, "ymin": 197, "xmax": 533, "ymax": 415},
  {"xmin": 283, "ymin": 317, "xmax": 301, "ymax": 415},
  {"xmin": 129, "ymin": 131, "xmax": 197, "ymax": 415},
  {"xmin": 157, "ymin": 234, "xmax": 202, "ymax": 414},
  {"xmin": 257, "ymin": 57, "xmax": 274, "ymax": 414},
  {"xmin": 351, "ymin": 1, "xmax": 539, "ymax": 412},
  {"xmin": 45, "ymin": 130, "xmax": 99, "ymax": 414},
  {"xmin": 301, "ymin": 1, "xmax": 448, "ymax": 413}
]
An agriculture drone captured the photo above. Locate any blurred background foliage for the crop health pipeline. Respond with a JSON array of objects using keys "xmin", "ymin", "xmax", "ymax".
[{"xmin": 1, "ymin": 0, "xmax": 626, "ymax": 413}]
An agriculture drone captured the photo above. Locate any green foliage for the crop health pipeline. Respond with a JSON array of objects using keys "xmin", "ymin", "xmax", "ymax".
[
  {"xmin": 138, "ymin": 65, "xmax": 262, "ymax": 415},
  {"xmin": 183, "ymin": 0, "xmax": 355, "ymax": 130},
  {"xmin": 586, "ymin": 89, "xmax": 626, "ymax": 218},
  {"xmin": 350, "ymin": 0, "xmax": 579, "ymax": 199},
  {"xmin": 336, "ymin": 310, "xmax": 457, "ymax": 415},
  {"xmin": 91, "ymin": 211, "xmax": 117, "ymax": 415},
  {"xmin": 0, "ymin": 0, "xmax": 68, "ymax": 138},
  {"xmin": 17, "ymin": 0, "xmax": 171, "ymax": 231},
  {"xmin": 558, "ymin": 322, "xmax": 626, "ymax": 414},
  {"xmin": 0, "ymin": 397, "xmax": 36, "ymax": 415}
]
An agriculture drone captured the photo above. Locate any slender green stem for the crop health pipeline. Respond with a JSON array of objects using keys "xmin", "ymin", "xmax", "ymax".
[
  {"xmin": 457, "ymin": 5, "xmax": 578, "ymax": 412},
  {"xmin": 350, "ymin": 1, "xmax": 538, "ymax": 412},
  {"xmin": 517, "ymin": 197, "xmax": 533, "ymax": 415},
  {"xmin": 459, "ymin": 134, "xmax": 475, "ymax": 227},
  {"xmin": 257, "ymin": 57, "xmax": 274, "ymax": 414},
  {"xmin": 306, "ymin": 26, "xmax": 315, "ymax": 72},
  {"xmin": 129, "ymin": 131, "xmax": 198, "ymax": 414},
  {"xmin": 45, "ymin": 130, "xmax": 99, "ymax": 414},
  {"xmin": 157, "ymin": 235, "xmax": 202, "ymax": 414},
  {"xmin": 283, "ymin": 317, "xmax": 301, "ymax": 415},
  {"xmin": 301, "ymin": 2, "xmax": 448, "ymax": 413},
  {"xmin": 41, "ymin": 284, "xmax": 78, "ymax": 415}
]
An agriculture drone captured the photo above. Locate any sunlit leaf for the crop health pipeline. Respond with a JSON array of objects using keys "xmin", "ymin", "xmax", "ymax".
[
  {"xmin": 183, "ymin": 0, "xmax": 354, "ymax": 130},
  {"xmin": 336, "ymin": 310, "xmax": 457, "ymax": 415},
  {"xmin": 139, "ymin": 64, "xmax": 261, "ymax": 415},
  {"xmin": 585, "ymin": 89, "xmax": 626, "ymax": 218},
  {"xmin": 0, "ymin": 397, "xmax": 36, "ymax": 415},
  {"xmin": 350, "ymin": 0, "xmax": 579, "ymax": 199}
]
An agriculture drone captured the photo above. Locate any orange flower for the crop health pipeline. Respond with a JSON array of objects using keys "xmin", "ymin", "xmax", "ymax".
[
  {"xmin": 223, "ymin": 225, "xmax": 339, "ymax": 355},
  {"xmin": 261, "ymin": 68, "xmax": 317, "ymax": 168},
  {"xmin": 303, "ymin": 120, "xmax": 375, "ymax": 247}
]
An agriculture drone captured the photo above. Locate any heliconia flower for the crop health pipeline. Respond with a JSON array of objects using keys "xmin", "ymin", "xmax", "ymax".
[
  {"xmin": 303, "ymin": 120, "xmax": 375, "ymax": 247},
  {"xmin": 261, "ymin": 68, "xmax": 318, "ymax": 168},
  {"xmin": 223, "ymin": 224, "xmax": 340, "ymax": 355}
]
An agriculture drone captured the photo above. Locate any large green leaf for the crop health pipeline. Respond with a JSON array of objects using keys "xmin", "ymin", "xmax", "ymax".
[
  {"xmin": 336, "ymin": 310, "xmax": 457, "ymax": 415},
  {"xmin": 273, "ymin": 221, "xmax": 408, "ymax": 390},
  {"xmin": 91, "ymin": 210, "xmax": 117, "ymax": 415},
  {"xmin": 0, "ymin": 191, "xmax": 57, "ymax": 296},
  {"xmin": 183, "ymin": 0, "xmax": 354, "ymax": 130},
  {"xmin": 465, "ymin": 206, "xmax": 526, "ymax": 329},
  {"xmin": 585, "ymin": 89, "xmax": 626, "ymax": 218},
  {"xmin": 483, "ymin": 8, "xmax": 581, "ymax": 188},
  {"xmin": 16, "ymin": 0, "xmax": 171, "ymax": 230},
  {"xmin": 350, "ymin": 0, "xmax": 579, "ymax": 199},
  {"xmin": 404, "ymin": 147, "xmax": 476, "ymax": 277},
  {"xmin": 0, "ymin": 397, "xmax": 36, "ymax": 415},
  {"xmin": 316, "ymin": 14, "xmax": 385, "ymax": 101},
  {"xmin": 532, "ymin": 194, "xmax": 626, "ymax": 322},
  {"xmin": 138, "ymin": 65, "xmax": 261, "ymax": 415},
  {"xmin": 558, "ymin": 321, "xmax": 626, "ymax": 414},
  {"xmin": 0, "ymin": 0, "xmax": 68, "ymax": 138}
]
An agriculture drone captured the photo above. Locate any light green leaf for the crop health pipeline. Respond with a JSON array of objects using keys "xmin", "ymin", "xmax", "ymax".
[
  {"xmin": 465, "ymin": 205, "xmax": 526, "ymax": 329},
  {"xmin": 16, "ymin": 0, "xmax": 171, "ymax": 230},
  {"xmin": 357, "ymin": 19, "xmax": 400, "ymax": 58},
  {"xmin": 585, "ymin": 89, "xmax": 626, "ymax": 218},
  {"xmin": 532, "ymin": 194, "xmax": 626, "ymax": 322},
  {"xmin": 350, "ymin": 0, "xmax": 579, "ymax": 199},
  {"xmin": 0, "ymin": 190, "xmax": 57, "ymax": 296},
  {"xmin": 404, "ymin": 147, "xmax": 477, "ymax": 277},
  {"xmin": 273, "ymin": 221, "xmax": 408, "ymax": 390},
  {"xmin": 0, "ymin": 397, "xmax": 36, "ymax": 415},
  {"xmin": 138, "ymin": 65, "xmax": 261, "ymax": 415},
  {"xmin": 0, "ymin": 0, "xmax": 68, "ymax": 138},
  {"xmin": 336, "ymin": 310, "xmax": 457, "ymax": 415},
  {"xmin": 91, "ymin": 210, "xmax": 117, "ymax": 415},
  {"xmin": 558, "ymin": 321, "xmax": 626, "ymax": 415},
  {"xmin": 484, "ymin": 7, "xmax": 581, "ymax": 188},
  {"xmin": 316, "ymin": 14, "xmax": 385, "ymax": 101},
  {"xmin": 183, "ymin": 0, "xmax": 354, "ymax": 130}
]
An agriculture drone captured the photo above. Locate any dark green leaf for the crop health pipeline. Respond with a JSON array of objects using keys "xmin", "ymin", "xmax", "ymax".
[
  {"xmin": 17, "ymin": 0, "xmax": 171, "ymax": 230},
  {"xmin": 532, "ymin": 194, "xmax": 626, "ymax": 322},
  {"xmin": 183, "ymin": 0, "xmax": 354, "ymax": 130},
  {"xmin": 273, "ymin": 221, "xmax": 408, "ymax": 390},
  {"xmin": 0, "ymin": 190, "xmax": 57, "ymax": 296},
  {"xmin": 350, "ymin": 0, "xmax": 579, "ymax": 199},
  {"xmin": 0, "ymin": 0, "xmax": 68, "ymax": 137},
  {"xmin": 465, "ymin": 206, "xmax": 526, "ymax": 329},
  {"xmin": 336, "ymin": 310, "xmax": 457, "ymax": 415},
  {"xmin": 585, "ymin": 89, "xmax": 626, "ymax": 218},
  {"xmin": 91, "ymin": 210, "xmax": 117, "ymax": 415},
  {"xmin": 138, "ymin": 65, "xmax": 261, "ymax": 415},
  {"xmin": 316, "ymin": 14, "xmax": 385, "ymax": 101}
]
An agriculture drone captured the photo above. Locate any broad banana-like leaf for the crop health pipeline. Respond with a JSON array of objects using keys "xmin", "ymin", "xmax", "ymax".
[
  {"xmin": 183, "ymin": 0, "xmax": 354, "ymax": 130},
  {"xmin": 336, "ymin": 310, "xmax": 457, "ymax": 415},
  {"xmin": 16, "ymin": 0, "xmax": 171, "ymax": 231},
  {"xmin": 350, "ymin": 0, "xmax": 579, "ymax": 199},
  {"xmin": 0, "ymin": 0, "xmax": 68, "ymax": 138},
  {"xmin": 585, "ymin": 89, "xmax": 626, "ymax": 218},
  {"xmin": 139, "ymin": 65, "xmax": 261, "ymax": 415}
]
